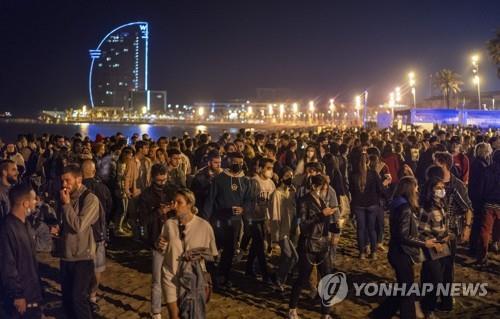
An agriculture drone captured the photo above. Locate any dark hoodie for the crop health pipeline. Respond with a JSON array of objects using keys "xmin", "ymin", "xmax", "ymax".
[{"xmin": 203, "ymin": 169, "xmax": 254, "ymax": 221}]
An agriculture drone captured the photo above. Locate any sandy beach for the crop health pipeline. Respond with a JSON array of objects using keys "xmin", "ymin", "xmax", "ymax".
[{"xmin": 37, "ymin": 219, "xmax": 499, "ymax": 319}]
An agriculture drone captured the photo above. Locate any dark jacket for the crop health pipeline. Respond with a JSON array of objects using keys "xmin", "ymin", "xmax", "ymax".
[
  {"xmin": 349, "ymin": 170, "xmax": 385, "ymax": 207},
  {"xmin": 480, "ymin": 160, "xmax": 500, "ymax": 206},
  {"xmin": 0, "ymin": 214, "xmax": 43, "ymax": 304},
  {"xmin": 137, "ymin": 184, "xmax": 176, "ymax": 248},
  {"xmin": 389, "ymin": 196, "xmax": 426, "ymax": 263},
  {"xmin": 468, "ymin": 157, "xmax": 489, "ymax": 211},
  {"xmin": 0, "ymin": 183, "xmax": 10, "ymax": 221},
  {"xmin": 203, "ymin": 170, "xmax": 253, "ymax": 221},
  {"xmin": 297, "ymin": 192, "xmax": 337, "ymax": 241},
  {"xmin": 190, "ymin": 167, "xmax": 217, "ymax": 219}
]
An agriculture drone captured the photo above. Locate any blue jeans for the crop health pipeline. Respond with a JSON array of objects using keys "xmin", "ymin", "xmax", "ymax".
[
  {"xmin": 353, "ymin": 205, "xmax": 379, "ymax": 254},
  {"xmin": 151, "ymin": 249, "xmax": 165, "ymax": 314},
  {"xmin": 375, "ymin": 205, "xmax": 385, "ymax": 244}
]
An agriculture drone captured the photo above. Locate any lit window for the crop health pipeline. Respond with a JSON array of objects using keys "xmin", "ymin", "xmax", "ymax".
[
  {"xmin": 106, "ymin": 57, "xmax": 111, "ymax": 61},
  {"xmin": 123, "ymin": 48, "xmax": 128, "ymax": 52}
]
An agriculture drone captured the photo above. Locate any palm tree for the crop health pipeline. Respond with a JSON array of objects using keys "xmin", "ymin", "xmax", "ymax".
[
  {"xmin": 433, "ymin": 69, "xmax": 463, "ymax": 108},
  {"xmin": 487, "ymin": 28, "xmax": 500, "ymax": 78}
]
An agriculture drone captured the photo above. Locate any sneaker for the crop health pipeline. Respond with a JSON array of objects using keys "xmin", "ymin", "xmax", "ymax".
[
  {"xmin": 369, "ymin": 252, "xmax": 377, "ymax": 260},
  {"xmin": 151, "ymin": 313, "xmax": 162, "ymax": 319},
  {"xmin": 359, "ymin": 253, "xmax": 366, "ymax": 260},
  {"xmin": 288, "ymin": 309, "xmax": 300, "ymax": 319},
  {"xmin": 377, "ymin": 243, "xmax": 386, "ymax": 252}
]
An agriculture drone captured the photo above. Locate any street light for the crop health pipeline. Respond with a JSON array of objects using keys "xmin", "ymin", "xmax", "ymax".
[
  {"xmin": 308, "ymin": 100, "xmax": 315, "ymax": 123},
  {"xmin": 395, "ymin": 87, "xmax": 401, "ymax": 104},
  {"xmin": 198, "ymin": 106, "xmax": 204, "ymax": 117},
  {"xmin": 408, "ymin": 72, "xmax": 416, "ymax": 109},
  {"xmin": 329, "ymin": 98, "xmax": 335, "ymax": 123},
  {"xmin": 355, "ymin": 95, "xmax": 361, "ymax": 118},
  {"xmin": 268, "ymin": 104, "xmax": 273, "ymax": 116},
  {"xmin": 389, "ymin": 92, "xmax": 395, "ymax": 119},
  {"xmin": 471, "ymin": 54, "xmax": 481, "ymax": 109},
  {"xmin": 279, "ymin": 103, "xmax": 285, "ymax": 119}
]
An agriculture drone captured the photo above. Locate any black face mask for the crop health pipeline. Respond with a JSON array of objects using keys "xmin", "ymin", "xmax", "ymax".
[
  {"xmin": 153, "ymin": 182, "xmax": 164, "ymax": 191},
  {"xmin": 283, "ymin": 178, "xmax": 293, "ymax": 186},
  {"xmin": 230, "ymin": 163, "xmax": 242, "ymax": 174}
]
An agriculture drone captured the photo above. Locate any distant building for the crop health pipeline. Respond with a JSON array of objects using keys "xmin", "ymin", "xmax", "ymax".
[
  {"xmin": 420, "ymin": 90, "xmax": 500, "ymax": 110},
  {"xmin": 88, "ymin": 22, "xmax": 149, "ymax": 109}
]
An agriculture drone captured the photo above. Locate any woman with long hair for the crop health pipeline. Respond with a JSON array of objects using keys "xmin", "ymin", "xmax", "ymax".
[
  {"xmin": 159, "ymin": 189, "xmax": 218, "ymax": 319},
  {"xmin": 294, "ymin": 145, "xmax": 319, "ymax": 175},
  {"xmin": 372, "ymin": 176, "xmax": 438, "ymax": 319},
  {"xmin": 155, "ymin": 148, "xmax": 168, "ymax": 166},
  {"xmin": 350, "ymin": 152, "xmax": 389, "ymax": 259},
  {"xmin": 419, "ymin": 176, "xmax": 450, "ymax": 318}
]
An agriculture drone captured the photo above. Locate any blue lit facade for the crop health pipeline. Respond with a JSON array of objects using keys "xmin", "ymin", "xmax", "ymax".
[
  {"xmin": 410, "ymin": 108, "xmax": 500, "ymax": 128},
  {"xmin": 89, "ymin": 22, "xmax": 149, "ymax": 109}
]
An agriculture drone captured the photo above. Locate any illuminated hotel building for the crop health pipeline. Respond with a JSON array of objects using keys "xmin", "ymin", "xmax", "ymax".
[{"xmin": 88, "ymin": 22, "xmax": 150, "ymax": 109}]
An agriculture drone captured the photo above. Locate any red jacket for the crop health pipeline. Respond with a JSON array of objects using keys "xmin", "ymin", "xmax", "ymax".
[
  {"xmin": 382, "ymin": 153, "xmax": 401, "ymax": 184},
  {"xmin": 453, "ymin": 153, "xmax": 470, "ymax": 185}
]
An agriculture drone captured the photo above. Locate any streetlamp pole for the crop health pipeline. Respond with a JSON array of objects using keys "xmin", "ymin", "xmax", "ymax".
[
  {"xmin": 408, "ymin": 72, "xmax": 416, "ymax": 109},
  {"xmin": 472, "ymin": 55, "xmax": 481, "ymax": 109},
  {"xmin": 363, "ymin": 90, "xmax": 368, "ymax": 128}
]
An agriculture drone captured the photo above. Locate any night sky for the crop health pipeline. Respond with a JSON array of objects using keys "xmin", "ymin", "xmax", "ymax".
[{"xmin": 1, "ymin": 0, "xmax": 499, "ymax": 116}]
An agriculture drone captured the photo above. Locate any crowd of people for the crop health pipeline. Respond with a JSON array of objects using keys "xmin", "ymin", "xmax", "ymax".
[{"xmin": 0, "ymin": 126, "xmax": 498, "ymax": 319}]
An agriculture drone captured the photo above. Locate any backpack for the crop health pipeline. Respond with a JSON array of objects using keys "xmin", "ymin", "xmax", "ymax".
[{"xmin": 79, "ymin": 189, "xmax": 108, "ymax": 243}]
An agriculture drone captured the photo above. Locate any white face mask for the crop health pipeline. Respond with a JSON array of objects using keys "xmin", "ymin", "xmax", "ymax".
[{"xmin": 434, "ymin": 189, "xmax": 446, "ymax": 199}]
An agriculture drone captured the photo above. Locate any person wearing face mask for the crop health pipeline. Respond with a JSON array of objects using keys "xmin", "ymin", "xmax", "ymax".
[
  {"xmin": 137, "ymin": 164, "xmax": 176, "ymax": 319},
  {"xmin": 203, "ymin": 152, "xmax": 253, "ymax": 288},
  {"xmin": 58, "ymin": 164, "xmax": 100, "ymax": 319},
  {"xmin": 245, "ymin": 158, "xmax": 276, "ymax": 283},
  {"xmin": 418, "ymin": 176, "xmax": 451, "ymax": 318},
  {"xmin": 294, "ymin": 145, "xmax": 318, "ymax": 176},
  {"xmin": 271, "ymin": 167, "xmax": 298, "ymax": 291},
  {"xmin": 0, "ymin": 183, "xmax": 43, "ymax": 318},
  {"xmin": 288, "ymin": 174, "xmax": 337, "ymax": 319},
  {"xmin": 294, "ymin": 161, "xmax": 323, "ymax": 198},
  {"xmin": 0, "ymin": 160, "xmax": 19, "ymax": 221},
  {"xmin": 159, "ymin": 189, "xmax": 218, "ymax": 319}
]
